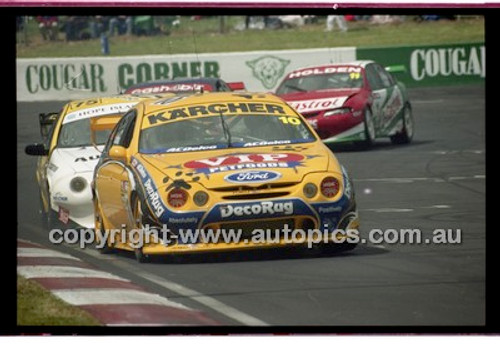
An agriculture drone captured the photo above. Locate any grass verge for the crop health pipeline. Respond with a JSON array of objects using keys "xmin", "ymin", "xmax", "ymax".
[
  {"xmin": 16, "ymin": 16, "xmax": 484, "ymax": 58},
  {"xmin": 17, "ymin": 275, "xmax": 101, "ymax": 326}
]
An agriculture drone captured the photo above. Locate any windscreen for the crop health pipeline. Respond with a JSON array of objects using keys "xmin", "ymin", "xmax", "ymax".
[
  {"xmin": 139, "ymin": 114, "xmax": 316, "ymax": 154},
  {"xmin": 57, "ymin": 118, "xmax": 112, "ymax": 148},
  {"xmin": 276, "ymin": 72, "xmax": 363, "ymax": 95}
]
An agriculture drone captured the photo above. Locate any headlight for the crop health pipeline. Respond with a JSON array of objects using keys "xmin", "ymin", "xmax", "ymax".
[
  {"xmin": 303, "ymin": 183, "xmax": 318, "ymax": 198},
  {"xmin": 70, "ymin": 177, "xmax": 87, "ymax": 193},
  {"xmin": 324, "ymin": 107, "xmax": 352, "ymax": 117},
  {"xmin": 193, "ymin": 191, "xmax": 209, "ymax": 206},
  {"xmin": 167, "ymin": 188, "xmax": 188, "ymax": 208},
  {"xmin": 320, "ymin": 177, "xmax": 340, "ymax": 198}
]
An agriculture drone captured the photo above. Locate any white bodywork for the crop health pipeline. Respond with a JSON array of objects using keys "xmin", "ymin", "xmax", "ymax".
[{"xmin": 47, "ymin": 145, "xmax": 104, "ymax": 229}]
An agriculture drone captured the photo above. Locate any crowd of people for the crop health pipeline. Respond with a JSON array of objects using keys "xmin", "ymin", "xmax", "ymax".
[
  {"xmin": 17, "ymin": 15, "xmax": 458, "ymax": 42},
  {"xmin": 18, "ymin": 16, "xmax": 176, "ymax": 42}
]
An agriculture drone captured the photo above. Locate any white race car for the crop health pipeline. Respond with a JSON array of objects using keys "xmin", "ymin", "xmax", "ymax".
[{"xmin": 25, "ymin": 93, "xmax": 175, "ymax": 229}]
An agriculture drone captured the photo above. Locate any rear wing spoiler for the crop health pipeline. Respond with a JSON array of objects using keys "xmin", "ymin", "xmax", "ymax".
[
  {"xmin": 89, "ymin": 115, "xmax": 122, "ymax": 147},
  {"xmin": 38, "ymin": 112, "xmax": 59, "ymax": 140},
  {"xmin": 227, "ymin": 82, "xmax": 247, "ymax": 92}
]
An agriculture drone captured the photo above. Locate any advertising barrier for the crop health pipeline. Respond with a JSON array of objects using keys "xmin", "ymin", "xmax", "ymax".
[
  {"xmin": 357, "ymin": 42, "xmax": 485, "ymax": 87},
  {"xmin": 17, "ymin": 47, "xmax": 356, "ymax": 101},
  {"xmin": 16, "ymin": 42, "xmax": 484, "ymax": 102}
]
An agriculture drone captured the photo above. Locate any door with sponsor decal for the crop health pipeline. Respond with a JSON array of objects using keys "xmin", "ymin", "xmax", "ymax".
[
  {"xmin": 370, "ymin": 63, "xmax": 404, "ymax": 135},
  {"xmin": 95, "ymin": 111, "xmax": 136, "ymax": 230},
  {"xmin": 364, "ymin": 63, "xmax": 387, "ymax": 135}
]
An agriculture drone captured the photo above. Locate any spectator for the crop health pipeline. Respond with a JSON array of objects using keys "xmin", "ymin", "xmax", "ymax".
[
  {"xmin": 63, "ymin": 16, "xmax": 90, "ymax": 41},
  {"xmin": 133, "ymin": 16, "xmax": 155, "ymax": 36},
  {"xmin": 109, "ymin": 16, "xmax": 133, "ymax": 36},
  {"xmin": 89, "ymin": 16, "xmax": 108, "ymax": 39},
  {"xmin": 355, "ymin": 15, "xmax": 371, "ymax": 21},
  {"xmin": 36, "ymin": 16, "xmax": 59, "ymax": 41},
  {"xmin": 325, "ymin": 15, "xmax": 348, "ymax": 32},
  {"xmin": 16, "ymin": 16, "xmax": 25, "ymax": 32},
  {"xmin": 371, "ymin": 15, "xmax": 394, "ymax": 24}
]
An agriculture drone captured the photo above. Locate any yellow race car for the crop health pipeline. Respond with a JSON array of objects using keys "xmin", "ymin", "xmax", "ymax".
[
  {"xmin": 25, "ymin": 93, "xmax": 177, "ymax": 229},
  {"xmin": 93, "ymin": 92, "xmax": 359, "ymax": 262}
]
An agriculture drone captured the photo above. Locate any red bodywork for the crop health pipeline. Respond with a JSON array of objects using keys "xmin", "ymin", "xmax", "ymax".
[{"xmin": 277, "ymin": 65, "xmax": 372, "ymax": 140}]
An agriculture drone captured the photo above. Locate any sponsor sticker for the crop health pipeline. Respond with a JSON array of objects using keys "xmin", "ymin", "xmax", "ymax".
[
  {"xmin": 288, "ymin": 97, "xmax": 347, "ymax": 113},
  {"xmin": 184, "ymin": 153, "xmax": 305, "ymax": 174},
  {"xmin": 144, "ymin": 102, "xmax": 287, "ymax": 126},
  {"xmin": 220, "ymin": 200, "xmax": 294, "ymax": 218},
  {"xmin": 63, "ymin": 102, "xmax": 136, "ymax": 124},
  {"xmin": 224, "ymin": 170, "xmax": 281, "ymax": 184},
  {"xmin": 129, "ymin": 83, "xmax": 212, "ymax": 94},
  {"xmin": 287, "ymin": 66, "xmax": 362, "ymax": 79}
]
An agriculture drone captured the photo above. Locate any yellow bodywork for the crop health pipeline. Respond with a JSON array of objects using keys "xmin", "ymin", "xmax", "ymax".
[{"xmin": 94, "ymin": 92, "xmax": 359, "ymax": 255}]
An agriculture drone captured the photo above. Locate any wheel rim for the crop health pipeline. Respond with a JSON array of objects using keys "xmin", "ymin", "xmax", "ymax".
[
  {"xmin": 404, "ymin": 107, "xmax": 414, "ymax": 138},
  {"xmin": 366, "ymin": 110, "xmax": 376, "ymax": 141}
]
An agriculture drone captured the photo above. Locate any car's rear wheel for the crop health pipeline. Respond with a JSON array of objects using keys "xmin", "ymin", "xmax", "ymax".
[
  {"xmin": 390, "ymin": 104, "xmax": 414, "ymax": 144},
  {"xmin": 132, "ymin": 196, "xmax": 151, "ymax": 263}
]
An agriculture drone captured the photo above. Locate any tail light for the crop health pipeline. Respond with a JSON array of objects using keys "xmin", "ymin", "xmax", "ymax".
[
  {"xmin": 321, "ymin": 177, "xmax": 340, "ymax": 198},
  {"xmin": 167, "ymin": 188, "xmax": 188, "ymax": 208}
]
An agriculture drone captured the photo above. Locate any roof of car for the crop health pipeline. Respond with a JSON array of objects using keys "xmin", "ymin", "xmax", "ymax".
[
  {"xmin": 139, "ymin": 92, "xmax": 288, "ymax": 115},
  {"xmin": 285, "ymin": 60, "xmax": 375, "ymax": 74},
  {"xmin": 125, "ymin": 77, "xmax": 223, "ymax": 89},
  {"xmin": 61, "ymin": 93, "xmax": 176, "ymax": 119}
]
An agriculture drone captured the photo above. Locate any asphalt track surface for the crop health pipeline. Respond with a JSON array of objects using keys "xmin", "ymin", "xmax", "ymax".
[{"xmin": 17, "ymin": 84, "xmax": 485, "ymax": 327}]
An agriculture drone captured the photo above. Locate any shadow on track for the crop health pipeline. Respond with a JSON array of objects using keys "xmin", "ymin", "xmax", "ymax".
[
  {"xmin": 103, "ymin": 244, "xmax": 389, "ymax": 265},
  {"xmin": 325, "ymin": 139, "xmax": 434, "ymax": 153}
]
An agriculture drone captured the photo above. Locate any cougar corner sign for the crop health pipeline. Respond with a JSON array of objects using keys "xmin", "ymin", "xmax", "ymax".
[
  {"xmin": 357, "ymin": 42, "xmax": 485, "ymax": 87},
  {"xmin": 17, "ymin": 43, "xmax": 483, "ymax": 102}
]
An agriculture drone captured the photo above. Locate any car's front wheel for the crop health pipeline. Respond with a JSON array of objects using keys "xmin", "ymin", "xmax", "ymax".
[
  {"xmin": 39, "ymin": 190, "xmax": 55, "ymax": 231},
  {"xmin": 95, "ymin": 209, "xmax": 114, "ymax": 254},
  {"xmin": 132, "ymin": 196, "xmax": 151, "ymax": 263},
  {"xmin": 390, "ymin": 104, "xmax": 414, "ymax": 144}
]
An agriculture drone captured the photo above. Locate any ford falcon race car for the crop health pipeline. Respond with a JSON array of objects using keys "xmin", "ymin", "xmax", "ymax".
[
  {"xmin": 25, "ymin": 93, "xmax": 177, "ymax": 230},
  {"xmin": 275, "ymin": 61, "xmax": 413, "ymax": 147},
  {"xmin": 123, "ymin": 77, "xmax": 246, "ymax": 95},
  {"xmin": 93, "ymin": 92, "xmax": 359, "ymax": 262}
]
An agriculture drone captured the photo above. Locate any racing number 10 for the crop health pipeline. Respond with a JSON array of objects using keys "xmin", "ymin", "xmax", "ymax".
[{"xmin": 279, "ymin": 116, "xmax": 300, "ymax": 125}]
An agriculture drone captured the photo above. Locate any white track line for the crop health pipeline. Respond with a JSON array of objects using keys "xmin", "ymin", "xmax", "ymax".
[
  {"xmin": 354, "ymin": 175, "xmax": 485, "ymax": 183},
  {"xmin": 137, "ymin": 270, "xmax": 269, "ymax": 326},
  {"xmin": 17, "ymin": 247, "xmax": 80, "ymax": 260},
  {"xmin": 81, "ymin": 247, "xmax": 268, "ymax": 326},
  {"xmin": 53, "ymin": 288, "xmax": 191, "ymax": 309},
  {"xmin": 17, "ymin": 265, "xmax": 130, "ymax": 281}
]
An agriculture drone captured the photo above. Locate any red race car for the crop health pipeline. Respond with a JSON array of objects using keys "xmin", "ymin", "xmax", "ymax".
[{"xmin": 275, "ymin": 61, "xmax": 413, "ymax": 148}]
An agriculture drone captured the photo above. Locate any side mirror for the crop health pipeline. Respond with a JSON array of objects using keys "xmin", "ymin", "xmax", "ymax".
[
  {"xmin": 109, "ymin": 145, "xmax": 127, "ymax": 161},
  {"xmin": 39, "ymin": 112, "xmax": 59, "ymax": 140},
  {"xmin": 25, "ymin": 143, "xmax": 48, "ymax": 156}
]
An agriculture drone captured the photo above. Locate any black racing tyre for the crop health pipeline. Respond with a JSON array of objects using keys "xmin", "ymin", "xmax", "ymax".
[
  {"xmin": 38, "ymin": 192, "xmax": 49, "ymax": 230},
  {"xmin": 390, "ymin": 104, "xmax": 414, "ymax": 145},
  {"xmin": 42, "ymin": 192, "xmax": 56, "ymax": 231},
  {"xmin": 132, "ymin": 196, "xmax": 151, "ymax": 263},
  {"xmin": 355, "ymin": 108, "xmax": 376, "ymax": 149},
  {"xmin": 321, "ymin": 241, "xmax": 358, "ymax": 254},
  {"xmin": 96, "ymin": 212, "xmax": 114, "ymax": 254}
]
